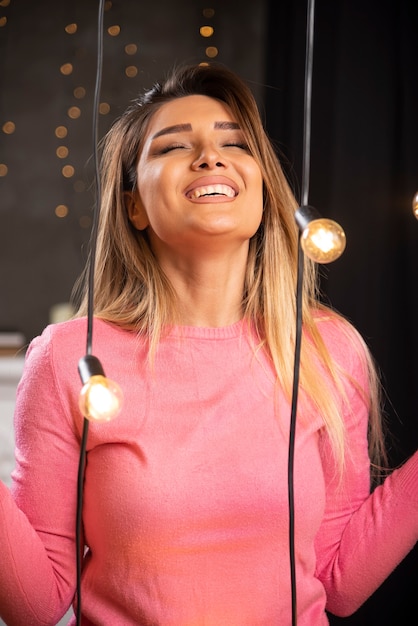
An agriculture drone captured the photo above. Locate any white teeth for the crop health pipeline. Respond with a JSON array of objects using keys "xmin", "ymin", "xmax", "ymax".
[{"xmin": 189, "ymin": 184, "xmax": 236, "ymax": 199}]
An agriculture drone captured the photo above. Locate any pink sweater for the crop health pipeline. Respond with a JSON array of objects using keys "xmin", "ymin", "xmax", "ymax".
[{"xmin": 0, "ymin": 316, "xmax": 417, "ymax": 625}]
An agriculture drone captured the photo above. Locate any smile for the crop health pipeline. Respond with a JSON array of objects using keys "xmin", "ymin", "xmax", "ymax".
[{"xmin": 187, "ymin": 184, "xmax": 237, "ymax": 200}]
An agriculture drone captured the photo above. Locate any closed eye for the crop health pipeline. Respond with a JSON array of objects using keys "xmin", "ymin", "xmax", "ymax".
[
  {"xmin": 223, "ymin": 142, "xmax": 250, "ymax": 151},
  {"xmin": 154, "ymin": 141, "xmax": 250, "ymax": 155},
  {"xmin": 158, "ymin": 143, "xmax": 187, "ymax": 154}
]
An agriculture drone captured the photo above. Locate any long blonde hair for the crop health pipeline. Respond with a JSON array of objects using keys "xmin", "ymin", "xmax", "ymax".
[{"xmin": 73, "ymin": 63, "xmax": 386, "ymax": 481}]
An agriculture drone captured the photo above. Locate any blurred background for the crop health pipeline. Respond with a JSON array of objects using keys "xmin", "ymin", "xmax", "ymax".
[{"xmin": 0, "ymin": 0, "xmax": 417, "ymax": 624}]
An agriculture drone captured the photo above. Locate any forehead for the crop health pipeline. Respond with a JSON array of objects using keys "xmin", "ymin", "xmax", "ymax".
[{"xmin": 146, "ymin": 95, "xmax": 236, "ymax": 136}]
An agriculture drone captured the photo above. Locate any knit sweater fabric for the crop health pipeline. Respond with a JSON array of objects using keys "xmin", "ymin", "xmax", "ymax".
[{"xmin": 0, "ymin": 315, "xmax": 417, "ymax": 625}]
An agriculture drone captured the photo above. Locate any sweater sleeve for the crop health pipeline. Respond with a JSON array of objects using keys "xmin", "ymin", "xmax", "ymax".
[
  {"xmin": 0, "ymin": 328, "xmax": 79, "ymax": 625},
  {"xmin": 314, "ymin": 321, "xmax": 418, "ymax": 617}
]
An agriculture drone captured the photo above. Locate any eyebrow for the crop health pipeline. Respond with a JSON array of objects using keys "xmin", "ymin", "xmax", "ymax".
[{"xmin": 151, "ymin": 121, "xmax": 240, "ymax": 140}]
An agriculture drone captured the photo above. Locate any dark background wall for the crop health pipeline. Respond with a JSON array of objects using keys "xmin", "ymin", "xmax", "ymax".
[{"xmin": 0, "ymin": 0, "xmax": 417, "ymax": 623}]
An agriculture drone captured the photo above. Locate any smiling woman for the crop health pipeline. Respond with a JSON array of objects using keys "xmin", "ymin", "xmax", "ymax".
[
  {"xmin": 0, "ymin": 63, "xmax": 417, "ymax": 626},
  {"xmin": 125, "ymin": 94, "xmax": 264, "ymax": 298}
]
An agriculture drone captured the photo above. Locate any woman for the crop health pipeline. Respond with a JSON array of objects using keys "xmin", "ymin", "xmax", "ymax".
[{"xmin": 0, "ymin": 63, "xmax": 417, "ymax": 625}]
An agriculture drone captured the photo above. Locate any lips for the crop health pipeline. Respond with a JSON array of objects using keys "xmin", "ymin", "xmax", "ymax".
[{"xmin": 184, "ymin": 176, "xmax": 238, "ymax": 201}]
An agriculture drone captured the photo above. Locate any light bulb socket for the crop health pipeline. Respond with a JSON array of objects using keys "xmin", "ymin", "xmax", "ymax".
[
  {"xmin": 78, "ymin": 354, "xmax": 105, "ymax": 384},
  {"xmin": 295, "ymin": 205, "xmax": 321, "ymax": 232}
]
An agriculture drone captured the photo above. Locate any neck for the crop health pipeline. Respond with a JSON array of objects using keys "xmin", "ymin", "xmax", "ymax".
[{"xmin": 160, "ymin": 247, "xmax": 248, "ymax": 327}]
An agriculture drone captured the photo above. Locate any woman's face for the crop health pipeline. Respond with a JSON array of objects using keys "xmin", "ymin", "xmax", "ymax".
[{"xmin": 128, "ymin": 94, "xmax": 263, "ymax": 259}]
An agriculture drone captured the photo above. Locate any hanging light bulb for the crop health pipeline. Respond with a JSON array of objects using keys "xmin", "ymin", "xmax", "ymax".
[
  {"xmin": 295, "ymin": 205, "xmax": 346, "ymax": 264},
  {"xmin": 78, "ymin": 355, "xmax": 123, "ymax": 422},
  {"xmin": 413, "ymin": 191, "xmax": 418, "ymax": 220}
]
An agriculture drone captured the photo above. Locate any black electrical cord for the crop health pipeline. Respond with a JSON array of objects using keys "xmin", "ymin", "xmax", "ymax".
[
  {"xmin": 288, "ymin": 242, "xmax": 304, "ymax": 626},
  {"xmin": 301, "ymin": 0, "xmax": 315, "ymax": 208},
  {"xmin": 288, "ymin": 1, "xmax": 316, "ymax": 625},
  {"xmin": 75, "ymin": 1, "xmax": 105, "ymax": 623},
  {"xmin": 86, "ymin": 0, "xmax": 105, "ymax": 356}
]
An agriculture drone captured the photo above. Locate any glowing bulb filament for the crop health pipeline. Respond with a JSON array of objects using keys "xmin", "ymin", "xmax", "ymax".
[
  {"xmin": 295, "ymin": 206, "xmax": 346, "ymax": 264},
  {"xmin": 301, "ymin": 218, "xmax": 346, "ymax": 263},
  {"xmin": 78, "ymin": 355, "xmax": 123, "ymax": 422},
  {"xmin": 79, "ymin": 375, "xmax": 123, "ymax": 422},
  {"xmin": 309, "ymin": 226, "xmax": 336, "ymax": 252}
]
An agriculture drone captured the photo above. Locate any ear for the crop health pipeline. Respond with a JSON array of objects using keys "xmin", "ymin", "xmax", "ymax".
[{"xmin": 124, "ymin": 191, "xmax": 149, "ymax": 231}]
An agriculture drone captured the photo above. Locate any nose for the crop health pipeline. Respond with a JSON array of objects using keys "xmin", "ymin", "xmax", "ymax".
[{"xmin": 191, "ymin": 144, "xmax": 226, "ymax": 170}]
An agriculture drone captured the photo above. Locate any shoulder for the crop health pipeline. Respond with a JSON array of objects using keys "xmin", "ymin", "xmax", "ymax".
[
  {"xmin": 18, "ymin": 318, "xmax": 140, "ymax": 426},
  {"xmin": 26, "ymin": 317, "xmax": 88, "ymax": 369},
  {"xmin": 313, "ymin": 308, "xmax": 364, "ymax": 346},
  {"xmin": 309, "ymin": 307, "xmax": 371, "ymax": 381},
  {"xmin": 24, "ymin": 317, "xmax": 137, "ymax": 380}
]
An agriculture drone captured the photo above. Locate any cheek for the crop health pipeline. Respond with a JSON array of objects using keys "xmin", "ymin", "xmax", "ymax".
[
  {"xmin": 136, "ymin": 172, "xmax": 168, "ymax": 225},
  {"xmin": 136, "ymin": 173, "xmax": 182, "ymax": 240},
  {"xmin": 137, "ymin": 161, "xmax": 180, "ymax": 210}
]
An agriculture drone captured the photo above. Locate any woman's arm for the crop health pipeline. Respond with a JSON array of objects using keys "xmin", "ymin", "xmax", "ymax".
[
  {"xmin": 314, "ymin": 320, "xmax": 418, "ymax": 617},
  {"xmin": 0, "ymin": 329, "xmax": 80, "ymax": 625}
]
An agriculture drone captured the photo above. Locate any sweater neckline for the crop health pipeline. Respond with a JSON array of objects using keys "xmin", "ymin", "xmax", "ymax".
[{"xmin": 166, "ymin": 318, "xmax": 247, "ymax": 340}]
